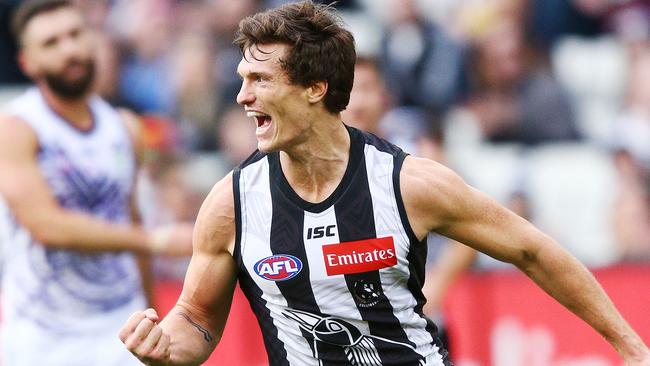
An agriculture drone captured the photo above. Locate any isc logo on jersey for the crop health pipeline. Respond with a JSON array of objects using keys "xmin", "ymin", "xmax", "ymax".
[{"xmin": 254, "ymin": 255, "xmax": 303, "ymax": 281}]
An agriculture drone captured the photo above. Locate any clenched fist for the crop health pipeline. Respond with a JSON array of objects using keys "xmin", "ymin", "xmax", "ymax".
[{"xmin": 119, "ymin": 308, "xmax": 171, "ymax": 365}]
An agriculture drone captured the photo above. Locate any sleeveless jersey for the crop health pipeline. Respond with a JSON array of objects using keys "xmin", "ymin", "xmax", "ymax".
[
  {"xmin": 0, "ymin": 88, "xmax": 145, "ymax": 338},
  {"xmin": 234, "ymin": 126, "xmax": 451, "ymax": 366}
]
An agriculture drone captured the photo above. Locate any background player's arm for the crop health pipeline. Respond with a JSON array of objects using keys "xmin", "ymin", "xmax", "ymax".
[
  {"xmin": 422, "ymin": 240, "xmax": 477, "ymax": 316},
  {"xmin": 401, "ymin": 156, "xmax": 650, "ymax": 363},
  {"xmin": 0, "ymin": 114, "xmax": 190, "ymax": 256},
  {"xmin": 120, "ymin": 173, "xmax": 238, "ymax": 365}
]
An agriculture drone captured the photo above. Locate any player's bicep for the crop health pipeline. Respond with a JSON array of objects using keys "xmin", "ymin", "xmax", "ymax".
[
  {"xmin": 0, "ymin": 117, "xmax": 62, "ymax": 235},
  {"xmin": 402, "ymin": 156, "xmax": 547, "ymax": 265},
  {"xmin": 434, "ymin": 185, "xmax": 546, "ymax": 264},
  {"xmin": 176, "ymin": 173, "xmax": 238, "ymax": 332}
]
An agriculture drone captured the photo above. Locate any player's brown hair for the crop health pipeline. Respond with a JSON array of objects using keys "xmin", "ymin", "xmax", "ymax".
[
  {"xmin": 11, "ymin": 0, "xmax": 74, "ymax": 46},
  {"xmin": 234, "ymin": 0, "xmax": 356, "ymax": 114}
]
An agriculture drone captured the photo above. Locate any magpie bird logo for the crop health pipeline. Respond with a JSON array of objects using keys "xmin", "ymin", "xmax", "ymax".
[
  {"xmin": 283, "ymin": 309, "xmax": 426, "ymax": 366},
  {"xmin": 352, "ymin": 280, "xmax": 382, "ymax": 308}
]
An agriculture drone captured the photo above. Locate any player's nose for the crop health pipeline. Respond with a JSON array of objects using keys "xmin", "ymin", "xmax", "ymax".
[{"xmin": 236, "ymin": 81, "xmax": 255, "ymax": 106}]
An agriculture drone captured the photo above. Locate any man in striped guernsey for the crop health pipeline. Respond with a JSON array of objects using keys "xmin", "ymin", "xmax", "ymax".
[{"xmin": 120, "ymin": 1, "xmax": 650, "ymax": 365}]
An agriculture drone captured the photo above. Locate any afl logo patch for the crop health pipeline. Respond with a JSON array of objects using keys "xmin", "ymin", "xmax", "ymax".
[{"xmin": 254, "ymin": 255, "xmax": 303, "ymax": 281}]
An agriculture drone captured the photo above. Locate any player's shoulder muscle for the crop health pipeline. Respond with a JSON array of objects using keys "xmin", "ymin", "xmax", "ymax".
[
  {"xmin": 193, "ymin": 172, "xmax": 236, "ymax": 255},
  {"xmin": 400, "ymin": 155, "xmax": 474, "ymax": 237},
  {"xmin": 0, "ymin": 114, "xmax": 38, "ymax": 157}
]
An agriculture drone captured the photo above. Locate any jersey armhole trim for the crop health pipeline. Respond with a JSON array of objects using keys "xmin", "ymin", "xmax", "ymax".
[
  {"xmin": 393, "ymin": 152, "xmax": 420, "ymax": 244},
  {"xmin": 232, "ymin": 167, "xmax": 243, "ymax": 266}
]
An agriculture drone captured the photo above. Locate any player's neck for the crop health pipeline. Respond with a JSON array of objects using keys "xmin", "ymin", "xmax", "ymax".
[
  {"xmin": 38, "ymin": 83, "xmax": 93, "ymax": 130},
  {"xmin": 280, "ymin": 118, "xmax": 350, "ymax": 203}
]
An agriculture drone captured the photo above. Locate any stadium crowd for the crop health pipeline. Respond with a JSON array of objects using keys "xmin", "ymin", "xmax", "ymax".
[{"xmin": 1, "ymin": 0, "xmax": 649, "ymax": 362}]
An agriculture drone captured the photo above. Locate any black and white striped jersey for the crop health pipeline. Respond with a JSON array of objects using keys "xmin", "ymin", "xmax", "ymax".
[{"xmin": 233, "ymin": 126, "xmax": 451, "ymax": 366}]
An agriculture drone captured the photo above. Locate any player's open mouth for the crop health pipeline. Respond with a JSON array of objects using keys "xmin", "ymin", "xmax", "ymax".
[
  {"xmin": 246, "ymin": 111, "xmax": 273, "ymax": 135},
  {"xmin": 247, "ymin": 111, "xmax": 273, "ymax": 132}
]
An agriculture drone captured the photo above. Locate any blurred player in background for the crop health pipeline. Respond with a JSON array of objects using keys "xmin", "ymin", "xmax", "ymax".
[
  {"xmin": 120, "ymin": 1, "xmax": 650, "ymax": 366},
  {"xmin": 0, "ymin": 1, "xmax": 193, "ymax": 365}
]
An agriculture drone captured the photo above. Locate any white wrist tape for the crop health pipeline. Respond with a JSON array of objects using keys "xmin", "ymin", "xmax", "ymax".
[{"xmin": 149, "ymin": 227, "xmax": 173, "ymax": 254}]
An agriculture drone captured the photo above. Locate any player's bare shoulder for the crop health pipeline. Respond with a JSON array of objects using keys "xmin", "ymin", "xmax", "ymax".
[
  {"xmin": 0, "ymin": 114, "xmax": 37, "ymax": 153},
  {"xmin": 117, "ymin": 109, "xmax": 143, "ymax": 145},
  {"xmin": 193, "ymin": 172, "xmax": 237, "ymax": 256},
  {"xmin": 400, "ymin": 155, "xmax": 473, "ymax": 239}
]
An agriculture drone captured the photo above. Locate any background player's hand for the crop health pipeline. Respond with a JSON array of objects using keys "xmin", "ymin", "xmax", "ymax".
[
  {"xmin": 147, "ymin": 223, "xmax": 194, "ymax": 256},
  {"xmin": 119, "ymin": 308, "xmax": 171, "ymax": 365},
  {"xmin": 625, "ymin": 358, "xmax": 650, "ymax": 366}
]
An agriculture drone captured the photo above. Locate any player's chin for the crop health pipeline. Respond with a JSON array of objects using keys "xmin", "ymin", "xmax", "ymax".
[{"xmin": 256, "ymin": 140, "xmax": 277, "ymax": 153}]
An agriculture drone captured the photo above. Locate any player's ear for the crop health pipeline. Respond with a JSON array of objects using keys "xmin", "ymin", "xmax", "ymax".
[
  {"xmin": 17, "ymin": 51, "xmax": 35, "ymax": 78},
  {"xmin": 306, "ymin": 80, "xmax": 328, "ymax": 104}
]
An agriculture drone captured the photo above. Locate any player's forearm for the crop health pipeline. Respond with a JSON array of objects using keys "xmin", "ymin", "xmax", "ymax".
[
  {"xmin": 516, "ymin": 241, "xmax": 649, "ymax": 359},
  {"xmin": 159, "ymin": 305, "xmax": 220, "ymax": 366},
  {"xmin": 29, "ymin": 209, "xmax": 150, "ymax": 253}
]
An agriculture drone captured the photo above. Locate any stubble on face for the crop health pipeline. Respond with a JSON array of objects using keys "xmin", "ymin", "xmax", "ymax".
[
  {"xmin": 22, "ymin": 8, "xmax": 96, "ymax": 100},
  {"xmin": 42, "ymin": 57, "xmax": 95, "ymax": 99}
]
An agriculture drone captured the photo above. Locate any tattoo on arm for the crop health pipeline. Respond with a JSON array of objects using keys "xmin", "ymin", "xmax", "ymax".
[{"xmin": 178, "ymin": 312, "xmax": 214, "ymax": 343}]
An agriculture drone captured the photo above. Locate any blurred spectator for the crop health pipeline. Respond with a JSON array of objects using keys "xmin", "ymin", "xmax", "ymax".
[
  {"xmin": 378, "ymin": 0, "xmax": 467, "ymax": 114},
  {"xmin": 216, "ymin": 104, "xmax": 258, "ymax": 169},
  {"xmin": 455, "ymin": 3, "xmax": 580, "ymax": 145},
  {"xmin": 342, "ymin": 57, "xmax": 391, "ymax": 136},
  {"xmin": 111, "ymin": 0, "xmax": 176, "ymax": 115},
  {"xmin": 611, "ymin": 46, "xmax": 650, "ymax": 170},
  {"xmin": 206, "ymin": 0, "xmax": 261, "ymax": 111},
  {"xmin": 154, "ymin": 154, "xmax": 205, "ymax": 223},
  {"xmin": 93, "ymin": 33, "xmax": 130, "ymax": 107},
  {"xmin": 342, "ymin": 57, "xmax": 444, "ymax": 160},
  {"xmin": 530, "ymin": 0, "xmax": 606, "ymax": 49},
  {"xmin": 611, "ymin": 150, "xmax": 650, "ymax": 261},
  {"xmin": 173, "ymin": 32, "xmax": 219, "ymax": 150},
  {"xmin": 610, "ymin": 45, "xmax": 650, "ymax": 260},
  {"xmin": 609, "ymin": 1, "xmax": 650, "ymax": 53},
  {"xmin": 139, "ymin": 115, "xmax": 183, "ymax": 156},
  {"xmin": 74, "ymin": 0, "xmax": 112, "ymax": 29},
  {"xmin": 532, "ymin": 0, "xmax": 650, "ymax": 50}
]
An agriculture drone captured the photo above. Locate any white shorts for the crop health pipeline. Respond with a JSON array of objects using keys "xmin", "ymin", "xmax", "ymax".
[{"xmin": 1, "ymin": 319, "xmax": 143, "ymax": 366}]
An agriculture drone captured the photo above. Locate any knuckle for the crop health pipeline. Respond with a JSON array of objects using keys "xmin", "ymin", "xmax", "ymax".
[
  {"xmin": 124, "ymin": 338, "xmax": 140, "ymax": 351},
  {"xmin": 129, "ymin": 311, "xmax": 144, "ymax": 322},
  {"xmin": 140, "ymin": 344, "xmax": 156, "ymax": 356},
  {"xmin": 118, "ymin": 327, "xmax": 131, "ymax": 342},
  {"xmin": 135, "ymin": 319, "xmax": 154, "ymax": 337},
  {"xmin": 148, "ymin": 348, "xmax": 164, "ymax": 360}
]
